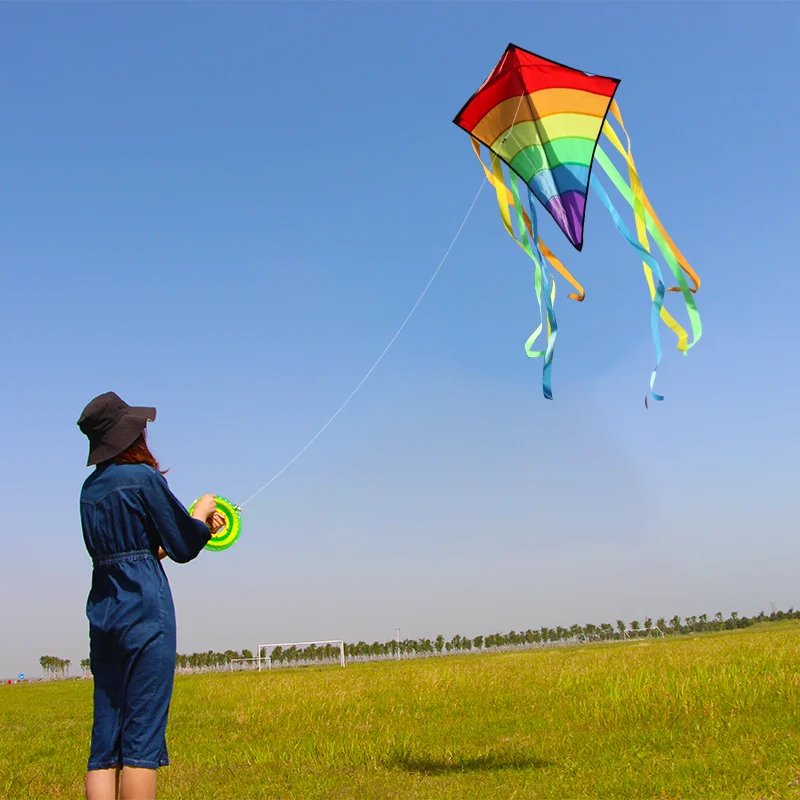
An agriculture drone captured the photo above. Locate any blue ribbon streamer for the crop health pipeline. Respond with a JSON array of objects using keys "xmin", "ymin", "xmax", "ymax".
[
  {"xmin": 525, "ymin": 188, "xmax": 558, "ymax": 400},
  {"xmin": 507, "ymin": 171, "xmax": 556, "ymax": 400},
  {"xmin": 589, "ymin": 174, "xmax": 667, "ymax": 402}
]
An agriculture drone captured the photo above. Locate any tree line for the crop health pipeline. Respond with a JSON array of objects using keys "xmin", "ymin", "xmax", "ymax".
[
  {"xmin": 174, "ymin": 606, "xmax": 799, "ymax": 674},
  {"xmin": 39, "ymin": 655, "xmax": 71, "ymax": 680},
  {"xmin": 43, "ymin": 606, "xmax": 799, "ymax": 680}
]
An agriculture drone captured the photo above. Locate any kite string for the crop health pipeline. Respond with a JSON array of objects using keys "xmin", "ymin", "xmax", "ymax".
[{"xmin": 239, "ymin": 178, "xmax": 487, "ymax": 508}]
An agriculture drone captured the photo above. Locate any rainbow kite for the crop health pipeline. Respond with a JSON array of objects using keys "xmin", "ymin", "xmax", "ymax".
[{"xmin": 453, "ymin": 44, "xmax": 701, "ymax": 403}]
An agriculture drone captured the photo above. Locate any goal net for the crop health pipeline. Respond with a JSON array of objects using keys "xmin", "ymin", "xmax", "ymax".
[
  {"xmin": 229, "ymin": 657, "xmax": 264, "ymax": 672},
  {"xmin": 257, "ymin": 640, "xmax": 345, "ymax": 670}
]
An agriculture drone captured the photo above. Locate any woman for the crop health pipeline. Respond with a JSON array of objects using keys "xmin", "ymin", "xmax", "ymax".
[{"xmin": 77, "ymin": 391, "xmax": 224, "ymax": 800}]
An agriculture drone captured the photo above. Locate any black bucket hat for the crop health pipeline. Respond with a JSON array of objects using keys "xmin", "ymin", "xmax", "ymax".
[{"xmin": 77, "ymin": 391, "xmax": 157, "ymax": 466}]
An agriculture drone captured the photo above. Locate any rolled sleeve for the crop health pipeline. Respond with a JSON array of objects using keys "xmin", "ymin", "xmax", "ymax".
[{"xmin": 142, "ymin": 472, "xmax": 211, "ymax": 563}]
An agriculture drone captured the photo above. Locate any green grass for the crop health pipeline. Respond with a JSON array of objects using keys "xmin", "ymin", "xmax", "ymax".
[{"xmin": 3, "ymin": 623, "xmax": 800, "ymax": 799}]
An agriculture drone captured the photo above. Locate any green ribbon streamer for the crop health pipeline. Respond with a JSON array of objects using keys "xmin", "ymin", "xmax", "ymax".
[{"xmin": 594, "ymin": 146, "xmax": 702, "ymax": 353}]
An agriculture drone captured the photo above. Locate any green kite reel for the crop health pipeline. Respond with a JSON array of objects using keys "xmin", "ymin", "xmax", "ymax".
[{"xmin": 188, "ymin": 495, "xmax": 242, "ymax": 552}]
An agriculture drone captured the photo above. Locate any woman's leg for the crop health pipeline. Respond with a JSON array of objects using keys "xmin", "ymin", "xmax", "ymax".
[
  {"xmin": 85, "ymin": 767, "xmax": 119, "ymax": 799},
  {"xmin": 119, "ymin": 767, "xmax": 157, "ymax": 800},
  {"xmin": 86, "ymin": 629, "xmax": 123, "ymax": 799},
  {"xmin": 119, "ymin": 609, "xmax": 176, "ymax": 776}
]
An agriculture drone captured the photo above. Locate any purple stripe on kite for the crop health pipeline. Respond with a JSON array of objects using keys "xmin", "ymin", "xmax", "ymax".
[{"xmin": 544, "ymin": 190, "xmax": 586, "ymax": 248}]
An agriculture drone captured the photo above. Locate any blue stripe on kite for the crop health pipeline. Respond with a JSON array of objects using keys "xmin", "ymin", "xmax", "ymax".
[{"xmin": 528, "ymin": 164, "xmax": 590, "ymax": 205}]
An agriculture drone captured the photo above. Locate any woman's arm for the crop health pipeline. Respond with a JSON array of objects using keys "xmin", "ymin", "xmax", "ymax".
[
  {"xmin": 143, "ymin": 472, "xmax": 214, "ymax": 563},
  {"xmin": 155, "ymin": 510, "xmax": 225, "ymax": 562}
]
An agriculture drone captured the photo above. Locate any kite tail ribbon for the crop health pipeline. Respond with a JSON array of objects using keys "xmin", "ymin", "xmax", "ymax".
[
  {"xmin": 597, "ymin": 104, "xmax": 702, "ymax": 355},
  {"xmin": 521, "ymin": 181, "xmax": 557, "ymax": 396},
  {"xmin": 589, "ymin": 173, "xmax": 666, "ymax": 402},
  {"xmin": 471, "ymin": 138, "xmax": 579, "ymax": 399},
  {"xmin": 510, "ymin": 172, "xmax": 557, "ymax": 398},
  {"xmin": 487, "ymin": 149, "xmax": 553, "ymax": 398},
  {"xmin": 607, "ymin": 100, "xmax": 701, "ymax": 297}
]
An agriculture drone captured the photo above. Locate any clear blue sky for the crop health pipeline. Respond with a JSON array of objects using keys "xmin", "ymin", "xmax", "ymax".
[{"xmin": 1, "ymin": 2, "xmax": 797, "ymax": 679}]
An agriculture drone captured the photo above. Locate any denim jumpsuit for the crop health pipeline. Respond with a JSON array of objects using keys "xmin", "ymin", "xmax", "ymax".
[{"xmin": 80, "ymin": 462, "xmax": 210, "ymax": 771}]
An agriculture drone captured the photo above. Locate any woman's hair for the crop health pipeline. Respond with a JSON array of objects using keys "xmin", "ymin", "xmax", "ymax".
[{"xmin": 113, "ymin": 432, "xmax": 168, "ymax": 475}]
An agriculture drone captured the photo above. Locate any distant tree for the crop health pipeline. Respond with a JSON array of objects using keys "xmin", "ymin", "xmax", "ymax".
[
  {"xmin": 40, "ymin": 655, "xmax": 69, "ymax": 680},
  {"xmin": 540, "ymin": 627, "xmax": 550, "ymax": 643}
]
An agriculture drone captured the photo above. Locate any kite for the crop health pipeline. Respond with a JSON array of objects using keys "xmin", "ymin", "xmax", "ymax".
[
  {"xmin": 189, "ymin": 495, "xmax": 243, "ymax": 552},
  {"xmin": 453, "ymin": 44, "xmax": 701, "ymax": 403}
]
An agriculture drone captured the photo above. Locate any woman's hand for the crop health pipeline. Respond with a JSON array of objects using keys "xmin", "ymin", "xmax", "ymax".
[
  {"xmin": 208, "ymin": 511, "xmax": 226, "ymax": 535},
  {"xmin": 191, "ymin": 494, "xmax": 217, "ymax": 523}
]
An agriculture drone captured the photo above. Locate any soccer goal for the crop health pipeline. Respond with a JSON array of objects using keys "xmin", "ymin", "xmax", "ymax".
[
  {"xmin": 256, "ymin": 640, "xmax": 345, "ymax": 670},
  {"xmin": 229, "ymin": 657, "xmax": 265, "ymax": 672}
]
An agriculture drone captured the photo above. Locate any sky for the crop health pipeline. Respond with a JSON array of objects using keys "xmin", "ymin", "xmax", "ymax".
[{"xmin": 1, "ymin": 1, "xmax": 797, "ymax": 679}]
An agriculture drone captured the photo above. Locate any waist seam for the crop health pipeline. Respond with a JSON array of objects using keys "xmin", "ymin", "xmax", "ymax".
[{"xmin": 92, "ymin": 549, "xmax": 158, "ymax": 567}]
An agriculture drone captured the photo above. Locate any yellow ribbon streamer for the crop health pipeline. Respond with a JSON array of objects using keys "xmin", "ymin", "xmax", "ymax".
[
  {"xmin": 486, "ymin": 149, "xmax": 546, "ymax": 354},
  {"xmin": 599, "ymin": 114, "xmax": 688, "ymax": 351},
  {"xmin": 605, "ymin": 101, "xmax": 701, "ymax": 297}
]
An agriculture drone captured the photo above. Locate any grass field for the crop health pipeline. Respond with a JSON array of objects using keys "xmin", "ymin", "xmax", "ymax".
[{"xmin": 3, "ymin": 622, "xmax": 800, "ymax": 799}]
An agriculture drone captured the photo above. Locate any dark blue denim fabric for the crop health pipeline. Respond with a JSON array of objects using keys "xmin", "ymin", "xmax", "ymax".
[{"xmin": 81, "ymin": 463, "xmax": 210, "ymax": 770}]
